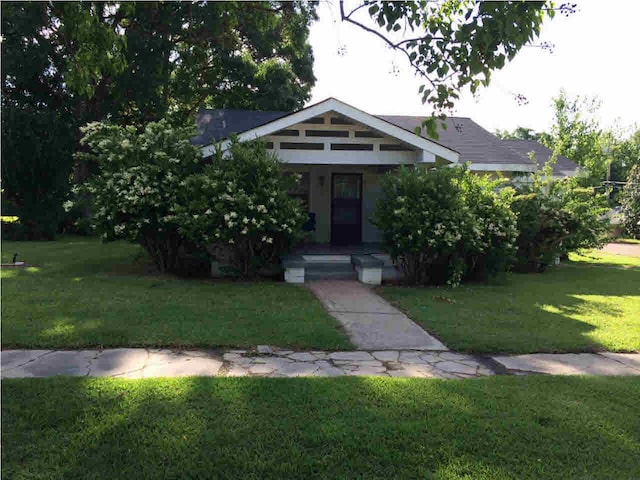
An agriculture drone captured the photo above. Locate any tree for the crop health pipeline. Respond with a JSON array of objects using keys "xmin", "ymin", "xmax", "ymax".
[
  {"xmin": 340, "ymin": 0, "xmax": 567, "ymax": 137},
  {"xmin": 541, "ymin": 91, "xmax": 640, "ymax": 188},
  {"xmin": 1, "ymin": 106, "xmax": 77, "ymax": 239},
  {"xmin": 541, "ymin": 90, "xmax": 608, "ymax": 182},
  {"xmin": 495, "ymin": 127, "xmax": 542, "ymax": 140},
  {"xmin": 1, "ymin": 1, "xmax": 316, "ymax": 236}
]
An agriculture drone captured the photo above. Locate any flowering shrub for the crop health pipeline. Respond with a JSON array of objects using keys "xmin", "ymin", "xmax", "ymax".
[
  {"xmin": 372, "ymin": 166, "xmax": 517, "ymax": 286},
  {"xmin": 76, "ymin": 120, "xmax": 202, "ymax": 273},
  {"xmin": 621, "ymin": 165, "xmax": 640, "ymax": 239},
  {"xmin": 511, "ymin": 169, "xmax": 609, "ymax": 272},
  {"xmin": 77, "ymin": 121, "xmax": 304, "ymax": 277},
  {"xmin": 175, "ymin": 139, "xmax": 306, "ymax": 278},
  {"xmin": 460, "ymin": 173, "xmax": 518, "ymax": 281}
]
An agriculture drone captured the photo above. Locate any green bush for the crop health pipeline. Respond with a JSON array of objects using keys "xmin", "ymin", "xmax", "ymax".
[
  {"xmin": 621, "ymin": 165, "xmax": 640, "ymax": 239},
  {"xmin": 372, "ymin": 166, "xmax": 517, "ymax": 286},
  {"xmin": 76, "ymin": 120, "xmax": 205, "ymax": 273},
  {"xmin": 76, "ymin": 121, "xmax": 303, "ymax": 277},
  {"xmin": 511, "ymin": 170, "xmax": 609, "ymax": 272},
  {"xmin": 175, "ymin": 139, "xmax": 306, "ymax": 278}
]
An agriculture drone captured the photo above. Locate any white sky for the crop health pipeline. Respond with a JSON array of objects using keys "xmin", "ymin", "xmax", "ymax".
[{"xmin": 308, "ymin": 0, "xmax": 640, "ymax": 135}]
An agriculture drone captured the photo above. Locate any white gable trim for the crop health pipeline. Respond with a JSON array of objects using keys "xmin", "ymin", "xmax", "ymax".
[
  {"xmin": 468, "ymin": 163, "xmax": 536, "ymax": 173},
  {"xmin": 201, "ymin": 98, "xmax": 459, "ymax": 163}
]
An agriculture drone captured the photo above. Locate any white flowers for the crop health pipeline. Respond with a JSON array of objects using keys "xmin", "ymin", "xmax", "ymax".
[
  {"xmin": 205, "ymin": 209, "xmax": 212, "ymax": 215},
  {"xmin": 262, "ymin": 235, "xmax": 273, "ymax": 244},
  {"xmin": 256, "ymin": 205, "xmax": 267, "ymax": 213}
]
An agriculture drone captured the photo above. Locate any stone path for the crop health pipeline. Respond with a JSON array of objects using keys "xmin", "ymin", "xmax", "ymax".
[
  {"xmin": 601, "ymin": 242, "xmax": 640, "ymax": 258},
  {"xmin": 493, "ymin": 352, "xmax": 640, "ymax": 376},
  {"xmin": 3, "ymin": 348, "xmax": 638, "ymax": 379},
  {"xmin": 307, "ymin": 280, "xmax": 447, "ymax": 350},
  {"xmin": 1, "ymin": 347, "xmax": 493, "ymax": 379}
]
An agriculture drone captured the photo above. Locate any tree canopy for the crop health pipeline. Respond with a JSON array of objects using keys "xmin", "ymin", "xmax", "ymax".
[
  {"xmin": 1, "ymin": 1, "xmax": 317, "ymax": 237},
  {"xmin": 341, "ymin": 0, "xmax": 566, "ymax": 137}
]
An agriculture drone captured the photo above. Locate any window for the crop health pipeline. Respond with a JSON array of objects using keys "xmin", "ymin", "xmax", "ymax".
[{"xmin": 287, "ymin": 172, "xmax": 310, "ymax": 210}]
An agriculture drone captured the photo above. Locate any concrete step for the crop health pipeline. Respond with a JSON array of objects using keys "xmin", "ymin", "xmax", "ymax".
[
  {"xmin": 306, "ymin": 270, "xmax": 358, "ymax": 281},
  {"xmin": 305, "ymin": 262, "xmax": 357, "ymax": 281}
]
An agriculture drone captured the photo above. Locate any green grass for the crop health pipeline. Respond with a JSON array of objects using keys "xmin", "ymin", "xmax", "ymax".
[
  {"xmin": 380, "ymin": 252, "xmax": 640, "ymax": 354},
  {"xmin": 3, "ymin": 376, "xmax": 639, "ymax": 480},
  {"xmin": 1, "ymin": 236, "xmax": 351, "ymax": 350}
]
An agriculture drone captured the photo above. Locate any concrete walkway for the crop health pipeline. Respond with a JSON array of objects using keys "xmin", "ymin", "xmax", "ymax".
[
  {"xmin": 307, "ymin": 280, "xmax": 447, "ymax": 350},
  {"xmin": 601, "ymin": 242, "xmax": 640, "ymax": 257},
  {"xmin": 2, "ymin": 348, "xmax": 638, "ymax": 379},
  {"xmin": 493, "ymin": 352, "xmax": 640, "ymax": 376}
]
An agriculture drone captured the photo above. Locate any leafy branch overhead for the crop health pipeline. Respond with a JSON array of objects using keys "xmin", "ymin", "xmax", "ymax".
[{"xmin": 340, "ymin": 1, "xmax": 573, "ymax": 138}]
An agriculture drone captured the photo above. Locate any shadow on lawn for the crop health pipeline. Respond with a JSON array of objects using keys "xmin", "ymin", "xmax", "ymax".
[
  {"xmin": 2, "ymin": 376, "xmax": 640, "ymax": 479},
  {"xmin": 384, "ymin": 260, "xmax": 640, "ymax": 354}
]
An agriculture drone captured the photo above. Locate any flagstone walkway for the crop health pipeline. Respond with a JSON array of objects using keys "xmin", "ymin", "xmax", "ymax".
[
  {"xmin": 0, "ymin": 347, "xmax": 492, "ymax": 379},
  {"xmin": 2, "ymin": 347, "xmax": 639, "ymax": 379}
]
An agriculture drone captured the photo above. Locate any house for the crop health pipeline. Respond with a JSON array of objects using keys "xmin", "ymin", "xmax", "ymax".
[
  {"xmin": 193, "ymin": 98, "xmax": 580, "ymax": 283},
  {"xmin": 503, "ymin": 139, "xmax": 581, "ymax": 179}
]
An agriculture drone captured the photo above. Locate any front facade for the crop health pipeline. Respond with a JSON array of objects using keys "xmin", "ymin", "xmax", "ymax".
[{"xmin": 194, "ymin": 97, "xmax": 579, "ymax": 246}]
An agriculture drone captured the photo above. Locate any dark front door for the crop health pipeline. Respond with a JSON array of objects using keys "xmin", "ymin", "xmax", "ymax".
[{"xmin": 331, "ymin": 173, "xmax": 362, "ymax": 245}]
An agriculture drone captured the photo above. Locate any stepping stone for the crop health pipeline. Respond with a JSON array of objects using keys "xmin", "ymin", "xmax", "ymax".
[
  {"xmin": 287, "ymin": 352, "xmax": 317, "ymax": 362},
  {"xmin": 276, "ymin": 362, "xmax": 320, "ymax": 377},
  {"xmin": 257, "ymin": 345, "xmax": 273, "ymax": 354},
  {"xmin": 249, "ymin": 363, "xmax": 278, "ymax": 375},
  {"xmin": 225, "ymin": 366, "xmax": 248, "ymax": 377},
  {"xmin": 434, "ymin": 361, "xmax": 479, "ymax": 376},
  {"xmin": 223, "ymin": 353, "xmax": 244, "ymax": 361},
  {"xmin": 372, "ymin": 351, "xmax": 399, "ymax": 362},
  {"xmin": 346, "ymin": 366, "xmax": 388, "ymax": 376},
  {"xmin": 329, "ymin": 351, "xmax": 374, "ymax": 361}
]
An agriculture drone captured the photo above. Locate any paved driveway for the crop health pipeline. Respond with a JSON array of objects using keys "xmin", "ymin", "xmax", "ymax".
[{"xmin": 601, "ymin": 242, "xmax": 640, "ymax": 257}]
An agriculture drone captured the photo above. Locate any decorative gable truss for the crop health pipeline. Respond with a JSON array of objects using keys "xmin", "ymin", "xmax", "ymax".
[{"xmin": 201, "ymin": 98, "xmax": 459, "ymax": 166}]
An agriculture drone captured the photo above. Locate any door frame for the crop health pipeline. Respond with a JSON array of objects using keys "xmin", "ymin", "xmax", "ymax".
[{"xmin": 330, "ymin": 172, "xmax": 363, "ymax": 245}]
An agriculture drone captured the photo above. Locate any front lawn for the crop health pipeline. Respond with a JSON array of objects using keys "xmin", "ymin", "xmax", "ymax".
[
  {"xmin": 381, "ymin": 252, "xmax": 640, "ymax": 354},
  {"xmin": 3, "ymin": 376, "xmax": 639, "ymax": 480},
  {"xmin": 1, "ymin": 236, "xmax": 351, "ymax": 350}
]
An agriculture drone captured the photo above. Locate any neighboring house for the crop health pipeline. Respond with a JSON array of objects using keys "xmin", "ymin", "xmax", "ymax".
[
  {"xmin": 503, "ymin": 139, "xmax": 580, "ymax": 179},
  {"xmin": 193, "ymin": 97, "xmax": 579, "ymax": 246}
]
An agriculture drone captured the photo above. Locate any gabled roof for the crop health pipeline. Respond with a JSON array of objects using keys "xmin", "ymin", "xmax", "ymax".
[
  {"xmin": 193, "ymin": 100, "xmax": 580, "ymax": 175},
  {"xmin": 197, "ymin": 97, "xmax": 460, "ymax": 163},
  {"xmin": 191, "ymin": 109, "xmax": 288, "ymax": 145},
  {"xmin": 502, "ymin": 139, "xmax": 580, "ymax": 177},
  {"xmin": 380, "ymin": 116, "xmax": 536, "ymax": 172}
]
